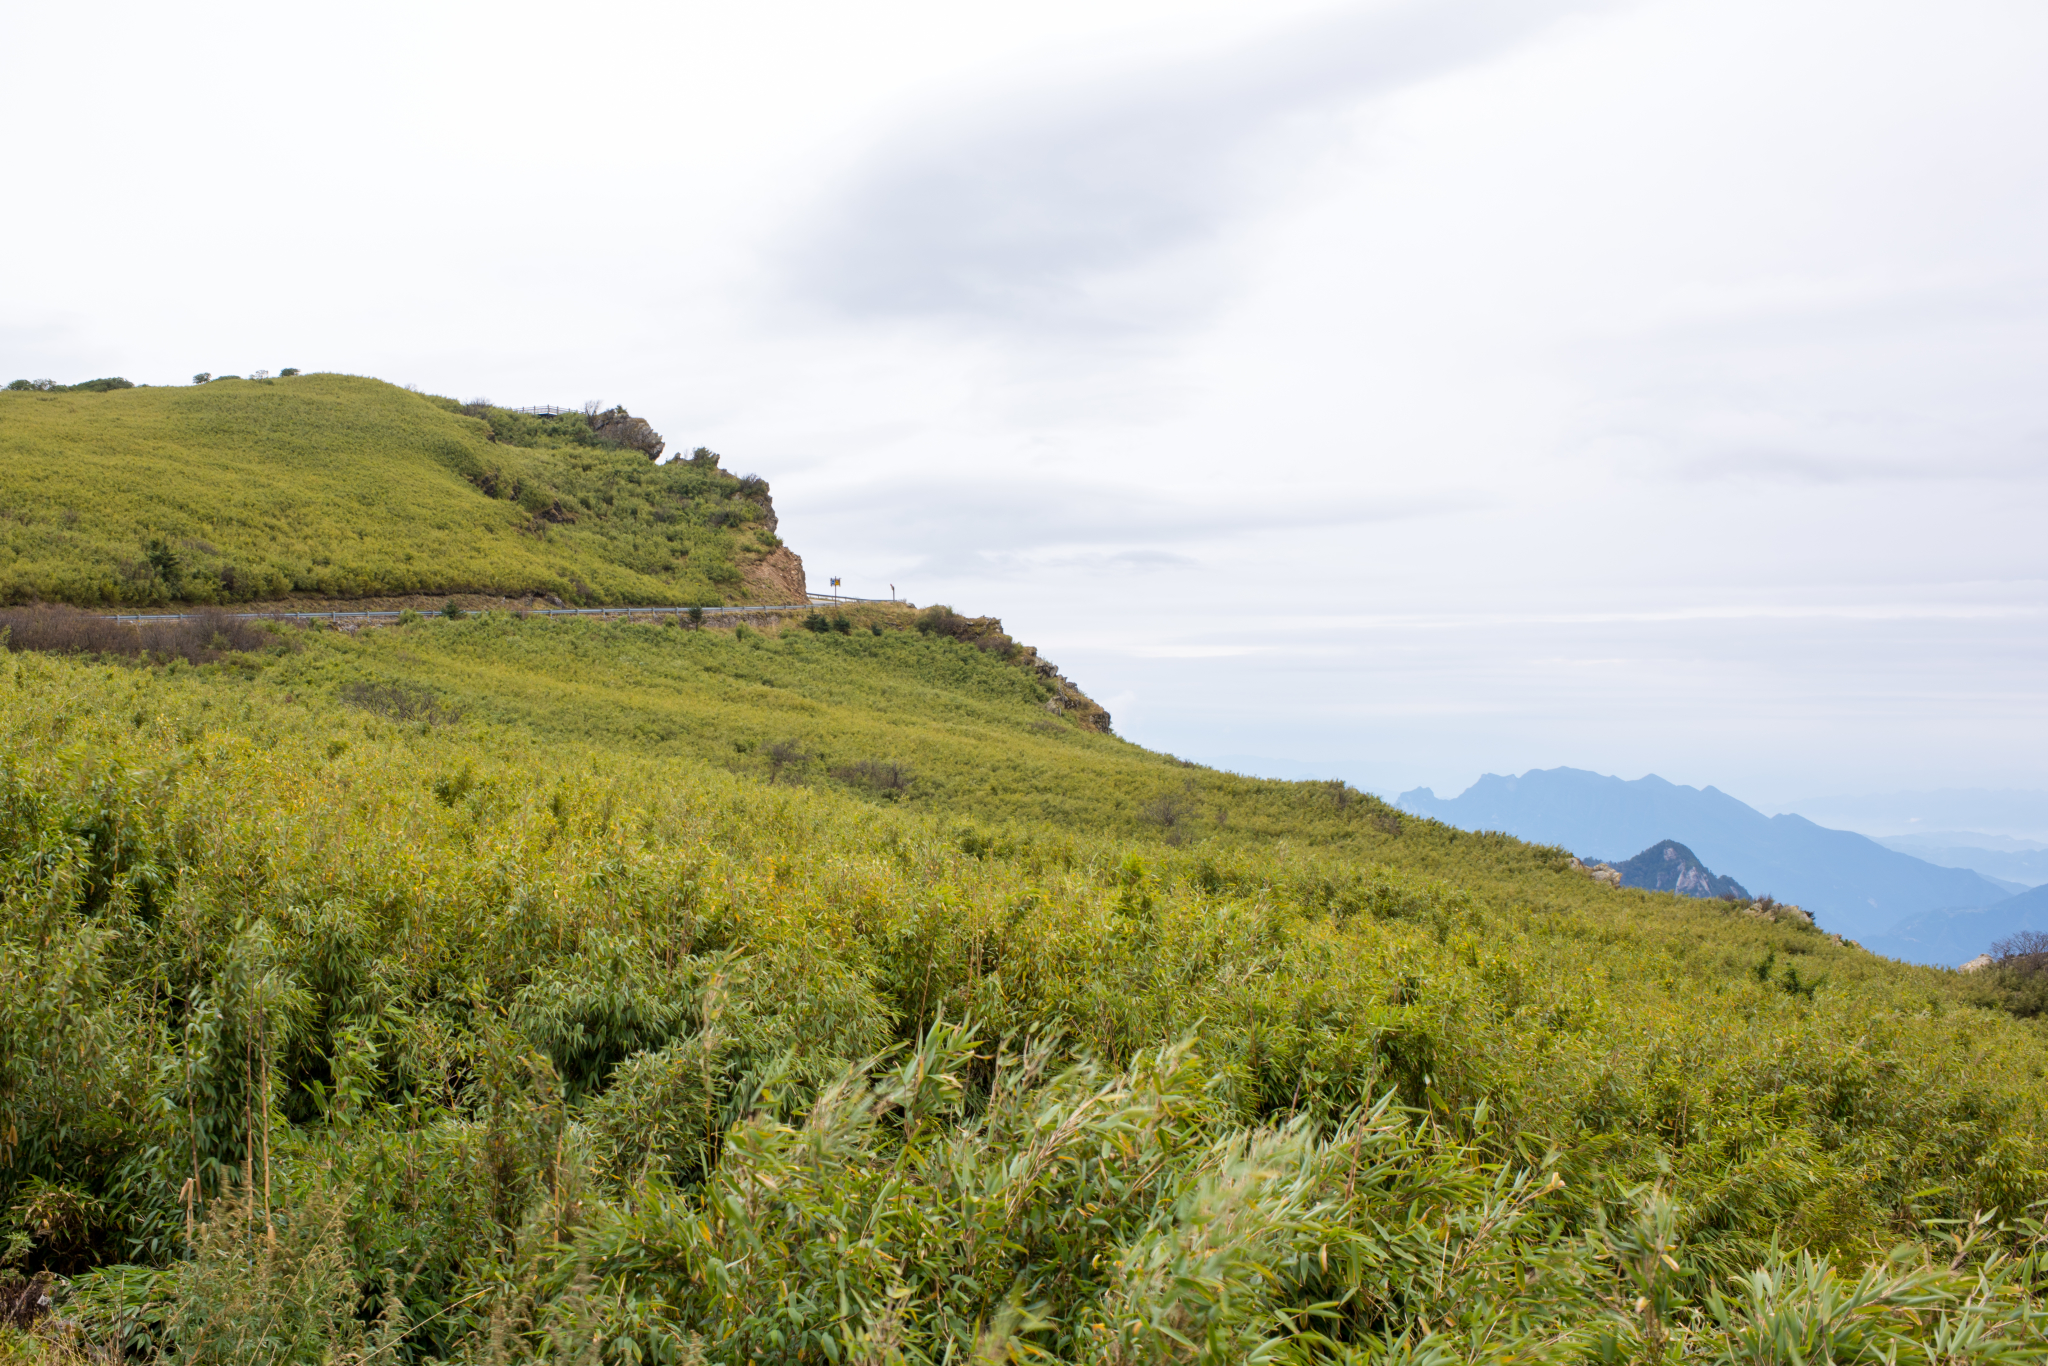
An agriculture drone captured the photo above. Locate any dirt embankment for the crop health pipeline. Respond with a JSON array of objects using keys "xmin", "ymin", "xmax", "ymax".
[{"xmin": 742, "ymin": 547, "xmax": 808, "ymax": 604}]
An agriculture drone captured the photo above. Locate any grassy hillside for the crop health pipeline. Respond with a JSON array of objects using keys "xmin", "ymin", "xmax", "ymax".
[
  {"xmin": 0, "ymin": 375, "xmax": 789, "ymax": 607},
  {"xmin": 7, "ymin": 612, "xmax": 2048, "ymax": 1361}
]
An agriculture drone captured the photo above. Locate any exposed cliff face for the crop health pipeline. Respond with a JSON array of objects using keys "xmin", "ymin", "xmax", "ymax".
[{"xmin": 742, "ymin": 546, "xmax": 808, "ymax": 604}]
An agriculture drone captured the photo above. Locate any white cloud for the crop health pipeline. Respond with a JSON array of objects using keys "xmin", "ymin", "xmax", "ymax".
[{"xmin": 780, "ymin": 0, "xmax": 1613, "ymax": 332}]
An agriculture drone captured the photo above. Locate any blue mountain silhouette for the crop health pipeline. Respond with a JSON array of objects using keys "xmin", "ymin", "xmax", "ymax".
[
  {"xmin": 1397, "ymin": 768, "xmax": 2008, "ymax": 951},
  {"xmin": 1865, "ymin": 880, "xmax": 2048, "ymax": 967}
]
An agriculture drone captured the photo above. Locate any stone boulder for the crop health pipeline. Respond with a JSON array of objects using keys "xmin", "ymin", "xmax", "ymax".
[
  {"xmin": 1569, "ymin": 857, "xmax": 1623, "ymax": 887},
  {"xmin": 593, "ymin": 408, "xmax": 666, "ymax": 461}
]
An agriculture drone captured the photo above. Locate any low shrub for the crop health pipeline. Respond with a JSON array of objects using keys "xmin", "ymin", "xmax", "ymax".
[
  {"xmin": 1976, "ymin": 931, "xmax": 2048, "ymax": 1018},
  {"xmin": 0, "ymin": 378, "xmax": 124, "ymax": 393},
  {"xmin": 764, "ymin": 738, "xmax": 809, "ymax": 780},
  {"xmin": 0, "ymin": 605, "xmax": 272, "ymax": 662},
  {"xmin": 1142, "ymin": 784, "xmax": 1201, "ymax": 845},
  {"xmin": 830, "ymin": 759, "xmax": 912, "ymax": 797},
  {"xmin": 336, "ymin": 679, "xmax": 457, "ymax": 724},
  {"xmin": 166, "ymin": 1180, "xmax": 403, "ymax": 1366},
  {"xmin": 915, "ymin": 604, "xmax": 972, "ymax": 638}
]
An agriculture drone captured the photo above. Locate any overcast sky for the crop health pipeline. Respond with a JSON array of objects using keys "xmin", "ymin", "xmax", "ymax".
[{"xmin": 6, "ymin": 0, "xmax": 2046, "ymax": 819}]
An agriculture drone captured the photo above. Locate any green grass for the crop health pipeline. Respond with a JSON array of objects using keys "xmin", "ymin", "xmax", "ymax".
[
  {"xmin": 0, "ymin": 375, "xmax": 783, "ymax": 606},
  {"xmin": 6, "ymin": 619, "xmax": 2048, "ymax": 1361},
  {"xmin": 272, "ymin": 611, "xmax": 2002, "ymax": 1000},
  {"xmin": 282, "ymin": 608, "xmax": 1154, "ymax": 826}
]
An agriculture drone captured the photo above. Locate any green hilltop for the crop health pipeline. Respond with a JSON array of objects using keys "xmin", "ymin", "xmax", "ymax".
[
  {"xmin": 0, "ymin": 374, "xmax": 796, "ymax": 607},
  {"xmin": 5, "ymin": 377, "xmax": 2048, "ymax": 1361}
]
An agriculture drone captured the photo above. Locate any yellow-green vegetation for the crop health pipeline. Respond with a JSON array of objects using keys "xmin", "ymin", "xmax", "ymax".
[
  {"xmin": 286, "ymin": 607, "xmax": 1137, "ymax": 822},
  {"xmin": 6, "ymin": 616, "xmax": 2048, "ymax": 1363},
  {"xmin": 0, "ymin": 375, "xmax": 786, "ymax": 606}
]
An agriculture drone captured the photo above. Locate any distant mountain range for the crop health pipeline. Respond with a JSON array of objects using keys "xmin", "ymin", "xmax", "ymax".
[
  {"xmin": 1397, "ymin": 768, "xmax": 2012, "ymax": 955},
  {"xmin": 1869, "ymin": 881, "xmax": 2048, "ymax": 966}
]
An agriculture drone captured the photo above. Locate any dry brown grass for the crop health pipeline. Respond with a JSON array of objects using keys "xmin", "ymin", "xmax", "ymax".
[{"xmin": 0, "ymin": 606, "xmax": 276, "ymax": 663}]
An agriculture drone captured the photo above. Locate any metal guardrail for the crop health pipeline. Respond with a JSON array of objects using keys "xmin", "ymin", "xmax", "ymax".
[
  {"xmin": 106, "ymin": 603, "xmax": 815, "ymax": 625},
  {"xmin": 102, "ymin": 596, "xmax": 910, "ymax": 625}
]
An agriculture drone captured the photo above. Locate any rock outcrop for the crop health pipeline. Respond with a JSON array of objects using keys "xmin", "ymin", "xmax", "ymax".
[
  {"xmin": 1613, "ymin": 840, "xmax": 1750, "ymax": 899},
  {"xmin": 1020, "ymin": 647, "xmax": 1113, "ymax": 733},
  {"xmin": 1570, "ymin": 857, "xmax": 1623, "ymax": 887},
  {"xmin": 735, "ymin": 476, "xmax": 778, "ymax": 534},
  {"xmin": 1741, "ymin": 896, "xmax": 1813, "ymax": 926},
  {"xmin": 742, "ymin": 546, "xmax": 807, "ymax": 604},
  {"xmin": 593, "ymin": 408, "xmax": 665, "ymax": 461}
]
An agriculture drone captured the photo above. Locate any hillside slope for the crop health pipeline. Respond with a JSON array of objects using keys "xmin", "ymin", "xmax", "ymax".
[
  {"xmin": 1399, "ymin": 767, "xmax": 2010, "ymax": 946},
  {"xmin": 7, "ymin": 619, "xmax": 2048, "ymax": 1359},
  {"xmin": 0, "ymin": 374, "xmax": 796, "ymax": 607}
]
